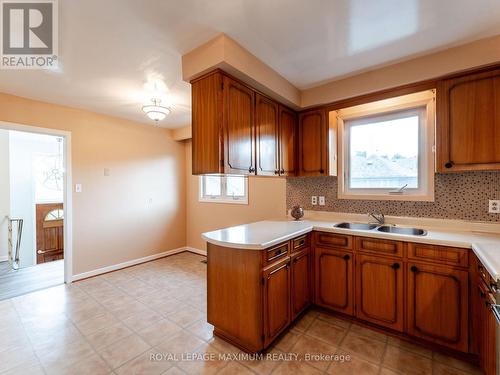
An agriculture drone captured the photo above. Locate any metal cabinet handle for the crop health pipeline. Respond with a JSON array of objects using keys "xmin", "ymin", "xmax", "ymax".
[
  {"xmin": 280, "ymin": 169, "xmax": 285, "ymax": 174},
  {"xmin": 410, "ymin": 265, "xmax": 419, "ymax": 273},
  {"xmin": 249, "ymin": 167, "xmax": 255, "ymax": 173},
  {"xmin": 319, "ymin": 169, "xmax": 325, "ymax": 174},
  {"xmin": 274, "ymin": 170, "xmax": 279, "ymax": 175},
  {"xmin": 444, "ymin": 161, "xmax": 454, "ymax": 169},
  {"xmin": 392, "ymin": 263, "xmax": 400, "ymax": 270},
  {"xmin": 343, "ymin": 254, "xmax": 350, "ymax": 261}
]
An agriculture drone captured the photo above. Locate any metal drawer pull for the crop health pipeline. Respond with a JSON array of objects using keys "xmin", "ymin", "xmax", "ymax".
[
  {"xmin": 294, "ymin": 238, "xmax": 306, "ymax": 248},
  {"xmin": 410, "ymin": 266, "xmax": 419, "ymax": 273},
  {"xmin": 268, "ymin": 247, "xmax": 287, "ymax": 261},
  {"xmin": 392, "ymin": 263, "xmax": 400, "ymax": 270},
  {"xmin": 343, "ymin": 254, "xmax": 350, "ymax": 261}
]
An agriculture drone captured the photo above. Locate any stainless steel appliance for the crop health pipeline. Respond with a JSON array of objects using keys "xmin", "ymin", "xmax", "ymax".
[{"xmin": 492, "ymin": 289, "xmax": 500, "ymax": 375}]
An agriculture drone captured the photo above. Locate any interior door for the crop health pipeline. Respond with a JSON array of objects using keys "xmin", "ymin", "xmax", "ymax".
[
  {"xmin": 279, "ymin": 106, "xmax": 297, "ymax": 176},
  {"xmin": 256, "ymin": 94, "xmax": 279, "ymax": 176},
  {"xmin": 36, "ymin": 203, "xmax": 64, "ymax": 264},
  {"xmin": 223, "ymin": 76, "xmax": 255, "ymax": 174}
]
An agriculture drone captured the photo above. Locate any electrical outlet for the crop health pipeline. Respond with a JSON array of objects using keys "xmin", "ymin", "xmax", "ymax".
[
  {"xmin": 311, "ymin": 196, "xmax": 317, "ymax": 205},
  {"xmin": 319, "ymin": 196, "xmax": 325, "ymax": 206},
  {"xmin": 489, "ymin": 200, "xmax": 500, "ymax": 213}
]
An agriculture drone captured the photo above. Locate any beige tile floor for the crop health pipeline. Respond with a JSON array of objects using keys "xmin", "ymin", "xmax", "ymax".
[{"xmin": 0, "ymin": 252, "xmax": 481, "ymax": 375}]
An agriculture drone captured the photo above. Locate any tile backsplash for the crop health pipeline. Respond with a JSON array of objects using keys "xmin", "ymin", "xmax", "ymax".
[{"xmin": 286, "ymin": 172, "xmax": 500, "ymax": 222}]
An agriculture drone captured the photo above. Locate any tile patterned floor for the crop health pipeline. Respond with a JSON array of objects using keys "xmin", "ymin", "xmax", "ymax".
[{"xmin": 0, "ymin": 252, "xmax": 482, "ymax": 374}]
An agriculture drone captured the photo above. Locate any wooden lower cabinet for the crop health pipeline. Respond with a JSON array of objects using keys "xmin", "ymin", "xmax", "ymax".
[
  {"xmin": 290, "ymin": 248, "xmax": 311, "ymax": 319},
  {"xmin": 263, "ymin": 258, "xmax": 291, "ymax": 346},
  {"xmin": 208, "ymin": 232, "xmax": 492, "ymax": 359},
  {"xmin": 314, "ymin": 247, "xmax": 354, "ymax": 315},
  {"xmin": 356, "ymin": 255, "xmax": 404, "ymax": 332},
  {"xmin": 407, "ymin": 262, "xmax": 469, "ymax": 352}
]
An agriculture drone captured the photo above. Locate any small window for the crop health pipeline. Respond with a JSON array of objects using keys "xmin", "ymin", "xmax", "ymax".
[
  {"xmin": 199, "ymin": 175, "xmax": 248, "ymax": 204},
  {"xmin": 45, "ymin": 209, "xmax": 64, "ymax": 221},
  {"xmin": 337, "ymin": 90, "xmax": 435, "ymax": 201}
]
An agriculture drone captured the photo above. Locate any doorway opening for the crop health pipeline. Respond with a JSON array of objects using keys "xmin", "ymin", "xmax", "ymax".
[{"xmin": 0, "ymin": 124, "xmax": 72, "ymax": 300}]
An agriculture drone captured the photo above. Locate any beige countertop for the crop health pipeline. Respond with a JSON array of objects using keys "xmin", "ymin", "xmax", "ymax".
[{"xmin": 202, "ymin": 215, "xmax": 500, "ymax": 281}]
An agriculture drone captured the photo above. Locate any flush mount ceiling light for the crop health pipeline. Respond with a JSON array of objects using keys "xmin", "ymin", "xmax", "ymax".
[{"xmin": 142, "ymin": 98, "xmax": 170, "ymax": 122}]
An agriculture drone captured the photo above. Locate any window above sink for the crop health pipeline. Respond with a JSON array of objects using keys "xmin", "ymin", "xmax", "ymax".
[{"xmin": 333, "ymin": 90, "xmax": 435, "ymax": 201}]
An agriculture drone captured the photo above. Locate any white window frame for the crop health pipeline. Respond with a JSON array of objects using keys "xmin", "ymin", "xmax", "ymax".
[
  {"xmin": 336, "ymin": 90, "xmax": 435, "ymax": 201},
  {"xmin": 199, "ymin": 175, "xmax": 248, "ymax": 205}
]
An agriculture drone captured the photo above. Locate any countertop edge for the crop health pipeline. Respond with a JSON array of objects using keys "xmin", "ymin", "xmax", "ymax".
[{"xmin": 202, "ymin": 223, "xmax": 500, "ymax": 281}]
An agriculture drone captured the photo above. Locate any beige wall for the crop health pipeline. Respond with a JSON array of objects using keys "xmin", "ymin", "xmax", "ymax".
[
  {"xmin": 184, "ymin": 140, "xmax": 287, "ymax": 250},
  {"xmin": 0, "ymin": 93, "xmax": 186, "ymax": 276},
  {"xmin": 301, "ymin": 34, "xmax": 500, "ymax": 106},
  {"xmin": 0, "ymin": 130, "xmax": 9, "ymax": 260}
]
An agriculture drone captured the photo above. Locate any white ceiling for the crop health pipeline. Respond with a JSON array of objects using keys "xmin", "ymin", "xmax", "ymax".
[{"xmin": 1, "ymin": 0, "xmax": 499, "ymax": 128}]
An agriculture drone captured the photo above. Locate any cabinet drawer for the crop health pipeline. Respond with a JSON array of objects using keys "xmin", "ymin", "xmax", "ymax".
[
  {"xmin": 292, "ymin": 235, "xmax": 309, "ymax": 253},
  {"xmin": 408, "ymin": 243, "xmax": 468, "ymax": 268},
  {"xmin": 315, "ymin": 232, "xmax": 353, "ymax": 250},
  {"xmin": 356, "ymin": 237, "xmax": 403, "ymax": 257},
  {"xmin": 266, "ymin": 243, "xmax": 289, "ymax": 264}
]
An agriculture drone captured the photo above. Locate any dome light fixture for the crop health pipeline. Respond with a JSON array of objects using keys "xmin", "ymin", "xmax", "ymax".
[{"xmin": 142, "ymin": 98, "xmax": 170, "ymax": 122}]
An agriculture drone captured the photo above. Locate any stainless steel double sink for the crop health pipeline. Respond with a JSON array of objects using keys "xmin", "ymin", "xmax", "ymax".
[{"xmin": 334, "ymin": 222, "xmax": 427, "ymax": 236}]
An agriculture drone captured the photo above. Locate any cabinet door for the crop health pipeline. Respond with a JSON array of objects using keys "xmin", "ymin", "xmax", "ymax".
[
  {"xmin": 407, "ymin": 262, "xmax": 469, "ymax": 352},
  {"xmin": 191, "ymin": 72, "xmax": 223, "ymax": 175},
  {"xmin": 483, "ymin": 303, "xmax": 498, "ymax": 375},
  {"xmin": 298, "ymin": 110, "xmax": 327, "ymax": 176},
  {"xmin": 279, "ymin": 106, "xmax": 297, "ymax": 176},
  {"xmin": 256, "ymin": 94, "xmax": 279, "ymax": 176},
  {"xmin": 437, "ymin": 68, "xmax": 500, "ymax": 172},
  {"xmin": 263, "ymin": 258, "xmax": 291, "ymax": 346},
  {"xmin": 314, "ymin": 247, "xmax": 354, "ymax": 315},
  {"xmin": 356, "ymin": 255, "xmax": 404, "ymax": 332},
  {"xmin": 223, "ymin": 76, "xmax": 255, "ymax": 174},
  {"xmin": 291, "ymin": 248, "xmax": 311, "ymax": 319}
]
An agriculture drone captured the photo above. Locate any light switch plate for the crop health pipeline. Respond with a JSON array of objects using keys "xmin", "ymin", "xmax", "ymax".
[
  {"xmin": 75, "ymin": 184, "xmax": 82, "ymax": 193},
  {"xmin": 489, "ymin": 200, "xmax": 500, "ymax": 213},
  {"xmin": 319, "ymin": 196, "xmax": 325, "ymax": 206},
  {"xmin": 311, "ymin": 196, "xmax": 317, "ymax": 205}
]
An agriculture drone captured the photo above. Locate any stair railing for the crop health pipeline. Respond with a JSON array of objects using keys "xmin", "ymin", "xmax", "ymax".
[{"xmin": 7, "ymin": 217, "xmax": 23, "ymax": 270}]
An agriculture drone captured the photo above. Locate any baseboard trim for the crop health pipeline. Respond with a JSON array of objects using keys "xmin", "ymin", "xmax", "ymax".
[
  {"xmin": 186, "ymin": 247, "xmax": 207, "ymax": 256},
  {"xmin": 71, "ymin": 247, "xmax": 187, "ymax": 282}
]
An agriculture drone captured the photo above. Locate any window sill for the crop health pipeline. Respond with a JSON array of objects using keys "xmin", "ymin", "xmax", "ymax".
[
  {"xmin": 198, "ymin": 198, "xmax": 249, "ymax": 205},
  {"xmin": 338, "ymin": 192, "xmax": 434, "ymax": 202}
]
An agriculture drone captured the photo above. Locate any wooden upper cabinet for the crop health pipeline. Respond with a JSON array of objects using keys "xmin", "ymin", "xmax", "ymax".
[
  {"xmin": 278, "ymin": 106, "xmax": 297, "ymax": 176},
  {"xmin": 223, "ymin": 76, "xmax": 255, "ymax": 175},
  {"xmin": 356, "ymin": 254, "xmax": 404, "ymax": 332},
  {"xmin": 191, "ymin": 70, "xmax": 297, "ymax": 176},
  {"xmin": 437, "ymin": 67, "xmax": 500, "ymax": 172},
  {"xmin": 256, "ymin": 94, "xmax": 279, "ymax": 176},
  {"xmin": 298, "ymin": 109, "xmax": 328, "ymax": 176},
  {"xmin": 407, "ymin": 262, "xmax": 469, "ymax": 352},
  {"xmin": 314, "ymin": 247, "xmax": 354, "ymax": 315},
  {"xmin": 191, "ymin": 72, "xmax": 223, "ymax": 175},
  {"xmin": 263, "ymin": 258, "xmax": 291, "ymax": 346}
]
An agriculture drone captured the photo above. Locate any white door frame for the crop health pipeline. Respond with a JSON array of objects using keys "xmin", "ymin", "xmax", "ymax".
[{"xmin": 0, "ymin": 121, "xmax": 73, "ymax": 283}]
